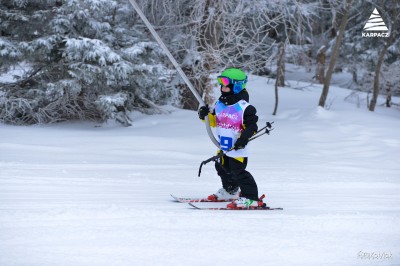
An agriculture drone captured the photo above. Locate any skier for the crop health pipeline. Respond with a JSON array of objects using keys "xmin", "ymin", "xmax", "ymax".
[{"xmin": 198, "ymin": 68, "xmax": 261, "ymax": 208}]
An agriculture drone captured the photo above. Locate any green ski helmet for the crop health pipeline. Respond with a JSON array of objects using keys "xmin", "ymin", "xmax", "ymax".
[{"xmin": 217, "ymin": 68, "xmax": 248, "ymax": 94}]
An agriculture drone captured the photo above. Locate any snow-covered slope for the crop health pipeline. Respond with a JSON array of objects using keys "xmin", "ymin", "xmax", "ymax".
[{"xmin": 1, "ymin": 75, "xmax": 399, "ymax": 266}]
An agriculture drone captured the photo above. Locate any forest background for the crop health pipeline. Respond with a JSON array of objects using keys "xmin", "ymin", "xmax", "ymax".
[{"xmin": 0, "ymin": 0, "xmax": 399, "ymax": 126}]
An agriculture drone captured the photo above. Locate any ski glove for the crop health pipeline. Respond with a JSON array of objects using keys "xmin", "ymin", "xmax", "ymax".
[
  {"xmin": 234, "ymin": 137, "xmax": 249, "ymax": 150},
  {"xmin": 198, "ymin": 105, "xmax": 209, "ymax": 120}
]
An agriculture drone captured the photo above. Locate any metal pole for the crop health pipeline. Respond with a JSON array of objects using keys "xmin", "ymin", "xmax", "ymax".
[{"xmin": 127, "ymin": 0, "xmax": 219, "ymax": 147}]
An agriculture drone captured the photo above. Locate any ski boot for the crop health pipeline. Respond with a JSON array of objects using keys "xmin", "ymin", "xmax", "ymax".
[{"xmin": 207, "ymin": 187, "xmax": 240, "ymax": 202}]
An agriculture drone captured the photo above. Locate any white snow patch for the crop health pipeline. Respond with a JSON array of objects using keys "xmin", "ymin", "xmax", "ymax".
[{"xmin": 0, "ymin": 74, "xmax": 399, "ymax": 266}]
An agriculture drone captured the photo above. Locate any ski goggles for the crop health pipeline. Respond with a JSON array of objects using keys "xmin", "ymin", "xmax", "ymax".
[{"xmin": 217, "ymin": 76, "xmax": 248, "ymax": 87}]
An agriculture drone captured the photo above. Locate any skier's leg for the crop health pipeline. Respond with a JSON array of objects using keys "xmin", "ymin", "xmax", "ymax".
[
  {"xmin": 215, "ymin": 155, "xmax": 239, "ymax": 193},
  {"xmin": 229, "ymin": 157, "xmax": 259, "ymax": 201}
]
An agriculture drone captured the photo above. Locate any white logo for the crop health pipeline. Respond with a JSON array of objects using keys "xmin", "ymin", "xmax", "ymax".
[
  {"xmin": 364, "ymin": 8, "xmax": 388, "ymax": 31},
  {"xmin": 362, "ymin": 8, "xmax": 389, "ymax": 37}
]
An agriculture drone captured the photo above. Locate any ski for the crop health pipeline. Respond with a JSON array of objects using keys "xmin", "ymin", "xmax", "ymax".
[
  {"xmin": 170, "ymin": 194, "xmax": 234, "ymax": 203},
  {"xmin": 188, "ymin": 202, "xmax": 283, "ymax": 211}
]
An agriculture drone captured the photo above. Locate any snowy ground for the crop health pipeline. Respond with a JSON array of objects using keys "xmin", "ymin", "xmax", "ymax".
[{"xmin": 1, "ymin": 74, "xmax": 400, "ymax": 266}]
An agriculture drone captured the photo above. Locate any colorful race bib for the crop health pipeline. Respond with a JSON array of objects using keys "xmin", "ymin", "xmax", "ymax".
[{"xmin": 215, "ymin": 99, "xmax": 249, "ymax": 157}]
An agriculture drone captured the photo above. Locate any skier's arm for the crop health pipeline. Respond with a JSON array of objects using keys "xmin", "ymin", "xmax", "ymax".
[
  {"xmin": 198, "ymin": 105, "xmax": 216, "ymax": 127},
  {"xmin": 234, "ymin": 105, "xmax": 258, "ymax": 149}
]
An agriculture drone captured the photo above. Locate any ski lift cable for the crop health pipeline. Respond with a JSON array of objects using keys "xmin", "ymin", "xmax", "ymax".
[{"xmin": 127, "ymin": 0, "xmax": 219, "ymax": 148}]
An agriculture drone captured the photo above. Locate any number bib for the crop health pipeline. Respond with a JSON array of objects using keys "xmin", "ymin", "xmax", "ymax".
[{"xmin": 215, "ymin": 99, "xmax": 250, "ymax": 157}]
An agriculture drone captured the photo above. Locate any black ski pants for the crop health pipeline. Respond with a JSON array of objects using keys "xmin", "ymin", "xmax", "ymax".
[{"xmin": 215, "ymin": 155, "xmax": 259, "ymax": 201}]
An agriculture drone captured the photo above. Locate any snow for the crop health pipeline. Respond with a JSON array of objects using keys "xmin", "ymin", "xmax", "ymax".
[
  {"xmin": 1, "ymin": 74, "xmax": 400, "ymax": 266},
  {"xmin": 0, "ymin": 63, "xmax": 30, "ymax": 83}
]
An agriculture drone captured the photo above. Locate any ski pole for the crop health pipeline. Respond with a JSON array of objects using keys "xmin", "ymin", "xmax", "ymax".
[
  {"xmin": 198, "ymin": 122, "xmax": 274, "ymax": 176},
  {"xmin": 251, "ymin": 121, "xmax": 274, "ymax": 140}
]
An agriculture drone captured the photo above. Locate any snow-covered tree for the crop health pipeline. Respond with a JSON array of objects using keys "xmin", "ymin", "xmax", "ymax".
[
  {"xmin": 136, "ymin": 0, "xmax": 281, "ymax": 108},
  {"xmin": 318, "ymin": 0, "xmax": 353, "ymax": 108},
  {"xmin": 329, "ymin": 0, "xmax": 400, "ymax": 109},
  {"xmin": 0, "ymin": 0, "xmax": 175, "ymax": 125}
]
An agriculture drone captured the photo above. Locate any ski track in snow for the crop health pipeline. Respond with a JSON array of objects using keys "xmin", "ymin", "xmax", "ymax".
[{"xmin": 1, "ymin": 75, "xmax": 400, "ymax": 266}]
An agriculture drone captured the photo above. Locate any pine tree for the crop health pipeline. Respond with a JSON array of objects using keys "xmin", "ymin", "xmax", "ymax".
[{"xmin": 0, "ymin": 0, "xmax": 175, "ymax": 125}]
